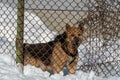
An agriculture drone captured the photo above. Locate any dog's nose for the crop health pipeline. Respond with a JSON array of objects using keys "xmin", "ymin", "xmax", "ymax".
[{"xmin": 75, "ymin": 37, "xmax": 79, "ymax": 44}]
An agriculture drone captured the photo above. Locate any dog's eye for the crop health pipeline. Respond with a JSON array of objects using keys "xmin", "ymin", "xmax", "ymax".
[{"xmin": 78, "ymin": 33, "xmax": 81, "ymax": 36}]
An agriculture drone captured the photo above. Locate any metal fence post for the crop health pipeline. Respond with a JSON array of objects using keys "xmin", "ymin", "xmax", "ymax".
[{"xmin": 16, "ymin": 0, "xmax": 25, "ymax": 73}]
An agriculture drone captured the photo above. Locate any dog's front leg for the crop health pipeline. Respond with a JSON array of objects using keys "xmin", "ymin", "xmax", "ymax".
[{"xmin": 68, "ymin": 57, "xmax": 78, "ymax": 74}]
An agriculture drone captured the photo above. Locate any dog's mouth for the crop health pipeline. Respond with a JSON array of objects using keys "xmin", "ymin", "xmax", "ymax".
[{"xmin": 73, "ymin": 38, "xmax": 80, "ymax": 47}]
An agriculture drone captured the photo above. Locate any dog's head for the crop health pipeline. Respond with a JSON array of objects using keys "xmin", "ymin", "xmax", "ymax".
[{"xmin": 65, "ymin": 23, "xmax": 84, "ymax": 48}]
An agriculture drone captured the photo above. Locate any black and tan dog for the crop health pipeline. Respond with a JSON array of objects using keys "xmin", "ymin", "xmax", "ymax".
[{"xmin": 23, "ymin": 23, "xmax": 84, "ymax": 74}]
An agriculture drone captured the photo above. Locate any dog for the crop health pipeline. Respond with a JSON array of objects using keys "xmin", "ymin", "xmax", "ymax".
[{"xmin": 23, "ymin": 23, "xmax": 84, "ymax": 74}]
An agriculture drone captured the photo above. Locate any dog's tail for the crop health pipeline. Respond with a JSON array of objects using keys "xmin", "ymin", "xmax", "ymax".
[
  {"xmin": 23, "ymin": 43, "xmax": 29, "ymax": 64},
  {"xmin": 23, "ymin": 43, "xmax": 29, "ymax": 54}
]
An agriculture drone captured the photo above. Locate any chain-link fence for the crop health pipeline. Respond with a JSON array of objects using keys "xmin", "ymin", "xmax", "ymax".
[{"xmin": 0, "ymin": 0, "xmax": 120, "ymax": 77}]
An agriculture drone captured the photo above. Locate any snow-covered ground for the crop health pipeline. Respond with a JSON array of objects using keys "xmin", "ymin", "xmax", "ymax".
[{"xmin": 0, "ymin": 54, "xmax": 120, "ymax": 80}]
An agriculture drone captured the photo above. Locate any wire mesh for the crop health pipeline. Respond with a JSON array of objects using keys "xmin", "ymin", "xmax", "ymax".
[{"xmin": 0, "ymin": 0, "xmax": 120, "ymax": 77}]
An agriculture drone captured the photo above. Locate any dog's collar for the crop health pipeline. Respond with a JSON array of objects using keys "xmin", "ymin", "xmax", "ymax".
[
  {"xmin": 61, "ymin": 44, "xmax": 77, "ymax": 65},
  {"xmin": 61, "ymin": 44, "xmax": 77, "ymax": 58}
]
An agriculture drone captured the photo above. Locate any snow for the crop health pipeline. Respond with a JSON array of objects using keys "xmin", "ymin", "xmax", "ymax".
[
  {"xmin": 77, "ymin": 38, "xmax": 120, "ymax": 77},
  {"xmin": 0, "ymin": 54, "xmax": 120, "ymax": 80},
  {"xmin": 0, "ymin": 54, "xmax": 24, "ymax": 80},
  {"xmin": 78, "ymin": 38, "xmax": 120, "ymax": 65},
  {"xmin": 0, "ymin": 41, "xmax": 119, "ymax": 80}
]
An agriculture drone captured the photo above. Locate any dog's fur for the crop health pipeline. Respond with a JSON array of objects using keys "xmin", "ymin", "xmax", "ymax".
[{"xmin": 23, "ymin": 23, "xmax": 84, "ymax": 74}]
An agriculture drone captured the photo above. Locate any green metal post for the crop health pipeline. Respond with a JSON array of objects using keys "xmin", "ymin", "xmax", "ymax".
[{"xmin": 16, "ymin": 0, "xmax": 25, "ymax": 72}]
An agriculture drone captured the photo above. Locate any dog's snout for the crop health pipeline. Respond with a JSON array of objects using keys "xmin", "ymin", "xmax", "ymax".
[{"xmin": 75, "ymin": 37, "xmax": 79, "ymax": 44}]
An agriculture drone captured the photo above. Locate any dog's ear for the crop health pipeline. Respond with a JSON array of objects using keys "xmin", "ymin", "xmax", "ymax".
[
  {"xmin": 78, "ymin": 22, "xmax": 84, "ymax": 32},
  {"xmin": 66, "ymin": 23, "xmax": 71, "ymax": 31}
]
